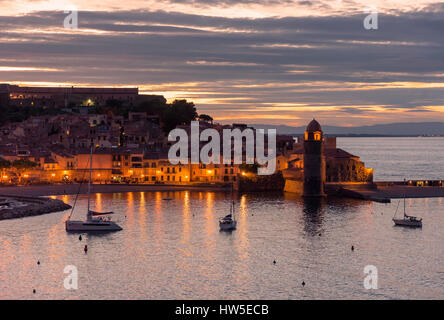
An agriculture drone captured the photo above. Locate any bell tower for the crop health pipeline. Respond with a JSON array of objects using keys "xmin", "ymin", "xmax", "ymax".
[{"xmin": 303, "ymin": 119, "xmax": 326, "ymax": 197}]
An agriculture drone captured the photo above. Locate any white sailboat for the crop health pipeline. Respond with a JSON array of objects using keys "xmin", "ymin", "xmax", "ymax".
[
  {"xmin": 65, "ymin": 146, "xmax": 122, "ymax": 232},
  {"xmin": 392, "ymin": 195, "xmax": 422, "ymax": 228},
  {"xmin": 219, "ymin": 183, "xmax": 237, "ymax": 231}
]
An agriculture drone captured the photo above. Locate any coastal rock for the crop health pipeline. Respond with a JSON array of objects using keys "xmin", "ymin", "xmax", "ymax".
[{"xmin": 0, "ymin": 195, "xmax": 71, "ymax": 220}]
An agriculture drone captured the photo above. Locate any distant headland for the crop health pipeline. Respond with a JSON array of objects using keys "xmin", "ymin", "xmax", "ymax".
[{"xmin": 252, "ymin": 122, "xmax": 444, "ymax": 137}]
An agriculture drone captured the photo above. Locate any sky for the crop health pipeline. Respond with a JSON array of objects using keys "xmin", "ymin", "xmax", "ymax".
[{"xmin": 1, "ymin": 0, "xmax": 444, "ymax": 126}]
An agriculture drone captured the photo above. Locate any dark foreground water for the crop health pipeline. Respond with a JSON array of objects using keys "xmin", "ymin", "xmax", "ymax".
[{"xmin": 0, "ymin": 191, "xmax": 443, "ymax": 299}]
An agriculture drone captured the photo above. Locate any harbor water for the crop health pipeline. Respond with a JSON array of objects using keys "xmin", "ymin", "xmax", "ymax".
[{"xmin": 0, "ymin": 137, "xmax": 443, "ymax": 299}]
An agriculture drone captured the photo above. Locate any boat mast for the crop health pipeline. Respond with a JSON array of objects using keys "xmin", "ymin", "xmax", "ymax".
[
  {"xmin": 87, "ymin": 143, "xmax": 93, "ymax": 219},
  {"xmin": 403, "ymin": 194, "xmax": 406, "ymax": 218},
  {"xmin": 231, "ymin": 181, "xmax": 235, "ymax": 220}
]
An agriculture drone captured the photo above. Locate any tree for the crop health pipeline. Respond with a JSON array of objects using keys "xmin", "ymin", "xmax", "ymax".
[
  {"xmin": 198, "ymin": 114, "xmax": 213, "ymax": 124},
  {"xmin": 162, "ymin": 99, "xmax": 198, "ymax": 133},
  {"xmin": 239, "ymin": 163, "xmax": 259, "ymax": 174},
  {"xmin": 103, "ymin": 99, "xmax": 123, "ymax": 115},
  {"xmin": 11, "ymin": 159, "xmax": 38, "ymax": 184},
  {"xmin": 135, "ymin": 100, "xmax": 167, "ymax": 116},
  {"xmin": 0, "ymin": 158, "xmax": 11, "ymax": 180},
  {"xmin": 0, "ymin": 157, "xmax": 11, "ymax": 168},
  {"xmin": 67, "ymin": 101, "xmax": 77, "ymax": 109}
]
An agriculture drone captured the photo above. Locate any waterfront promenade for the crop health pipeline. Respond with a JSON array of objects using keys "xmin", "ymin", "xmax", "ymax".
[
  {"xmin": 373, "ymin": 184, "xmax": 444, "ymax": 199},
  {"xmin": 333, "ymin": 183, "xmax": 444, "ymax": 202},
  {"xmin": 1, "ymin": 182, "xmax": 444, "ymax": 200},
  {"xmin": 0, "ymin": 183, "xmax": 230, "ymax": 197}
]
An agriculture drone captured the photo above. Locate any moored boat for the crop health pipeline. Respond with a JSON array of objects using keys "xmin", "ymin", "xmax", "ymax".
[
  {"xmin": 65, "ymin": 145, "xmax": 123, "ymax": 232},
  {"xmin": 219, "ymin": 214, "xmax": 237, "ymax": 231},
  {"xmin": 392, "ymin": 195, "xmax": 422, "ymax": 228},
  {"xmin": 219, "ymin": 183, "xmax": 237, "ymax": 231},
  {"xmin": 393, "ymin": 216, "xmax": 422, "ymax": 227}
]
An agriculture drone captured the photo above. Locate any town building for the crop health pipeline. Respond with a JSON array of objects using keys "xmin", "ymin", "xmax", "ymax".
[
  {"xmin": 0, "ymin": 112, "xmax": 372, "ymax": 191},
  {"xmin": 0, "ymin": 83, "xmax": 165, "ymax": 108},
  {"xmin": 282, "ymin": 119, "xmax": 373, "ymax": 194}
]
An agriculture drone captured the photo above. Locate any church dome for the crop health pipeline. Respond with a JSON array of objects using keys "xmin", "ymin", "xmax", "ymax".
[{"xmin": 306, "ymin": 119, "xmax": 322, "ymax": 132}]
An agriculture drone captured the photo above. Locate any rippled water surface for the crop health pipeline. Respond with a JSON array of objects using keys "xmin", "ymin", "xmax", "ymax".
[
  {"xmin": 338, "ymin": 137, "xmax": 444, "ymax": 181},
  {"xmin": 1, "ymin": 191, "xmax": 443, "ymax": 299}
]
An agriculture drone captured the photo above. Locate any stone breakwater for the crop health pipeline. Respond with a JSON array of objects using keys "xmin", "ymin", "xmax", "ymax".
[
  {"xmin": 0, "ymin": 195, "xmax": 71, "ymax": 220},
  {"xmin": 236, "ymin": 173, "xmax": 285, "ymax": 192}
]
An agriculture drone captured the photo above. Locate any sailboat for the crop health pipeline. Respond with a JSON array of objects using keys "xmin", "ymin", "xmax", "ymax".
[
  {"xmin": 219, "ymin": 183, "xmax": 237, "ymax": 231},
  {"xmin": 65, "ymin": 146, "xmax": 122, "ymax": 232},
  {"xmin": 392, "ymin": 195, "xmax": 422, "ymax": 228}
]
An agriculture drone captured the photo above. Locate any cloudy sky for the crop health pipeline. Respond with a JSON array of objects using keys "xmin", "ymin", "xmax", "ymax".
[{"xmin": 1, "ymin": 0, "xmax": 444, "ymax": 126}]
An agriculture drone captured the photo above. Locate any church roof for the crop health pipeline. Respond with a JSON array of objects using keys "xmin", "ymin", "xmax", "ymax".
[
  {"xmin": 324, "ymin": 148, "xmax": 358, "ymax": 159},
  {"xmin": 306, "ymin": 119, "xmax": 322, "ymax": 132}
]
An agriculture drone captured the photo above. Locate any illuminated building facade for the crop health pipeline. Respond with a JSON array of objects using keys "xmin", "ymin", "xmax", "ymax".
[{"xmin": 0, "ymin": 83, "xmax": 164, "ymax": 108}]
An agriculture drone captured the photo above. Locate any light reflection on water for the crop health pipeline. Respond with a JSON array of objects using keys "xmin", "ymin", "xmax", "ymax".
[{"xmin": 0, "ymin": 191, "xmax": 443, "ymax": 299}]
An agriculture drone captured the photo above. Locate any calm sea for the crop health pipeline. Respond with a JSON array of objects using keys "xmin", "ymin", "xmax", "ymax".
[
  {"xmin": 338, "ymin": 137, "xmax": 444, "ymax": 181},
  {"xmin": 0, "ymin": 138, "xmax": 443, "ymax": 299}
]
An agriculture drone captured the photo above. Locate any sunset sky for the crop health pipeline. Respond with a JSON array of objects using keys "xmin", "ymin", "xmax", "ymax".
[{"xmin": 1, "ymin": 0, "xmax": 444, "ymax": 126}]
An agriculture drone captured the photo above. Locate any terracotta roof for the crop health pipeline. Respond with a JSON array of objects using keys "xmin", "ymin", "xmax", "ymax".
[
  {"xmin": 276, "ymin": 135, "xmax": 295, "ymax": 142},
  {"xmin": 143, "ymin": 152, "xmax": 169, "ymax": 160},
  {"xmin": 44, "ymin": 157, "xmax": 57, "ymax": 164},
  {"xmin": 324, "ymin": 148, "xmax": 358, "ymax": 159},
  {"xmin": 76, "ymin": 146, "xmax": 144, "ymax": 155}
]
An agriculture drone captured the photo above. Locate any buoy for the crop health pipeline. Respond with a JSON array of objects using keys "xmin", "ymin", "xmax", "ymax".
[
  {"xmin": 79, "ymin": 235, "xmax": 82, "ymax": 241},
  {"xmin": 351, "ymin": 245, "xmax": 354, "ymax": 251},
  {"xmin": 302, "ymin": 281, "xmax": 305, "ymax": 287},
  {"xmin": 84, "ymin": 245, "xmax": 88, "ymax": 253}
]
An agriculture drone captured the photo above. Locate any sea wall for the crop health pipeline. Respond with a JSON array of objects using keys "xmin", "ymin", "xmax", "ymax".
[
  {"xmin": 236, "ymin": 173, "xmax": 285, "ymax": 192},
  {"xmin": 326, "ymin": 158, "xmax": 373, "ymax": 183},
  {"xmin": 0, "ymin": 195, "xmax": 71, "ymax": 220},
  {"xmin": 283, "ymin": 179, "xmax": 303, "ymax": 194}
]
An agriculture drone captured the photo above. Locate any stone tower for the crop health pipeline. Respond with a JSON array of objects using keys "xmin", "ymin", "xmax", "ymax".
[{"xmin": 303, "ymin": 119, "xmax": 326, "ymax": 197}]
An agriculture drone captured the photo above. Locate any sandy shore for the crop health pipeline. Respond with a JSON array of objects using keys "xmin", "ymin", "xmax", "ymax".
[{"xmin": 0, "ymin": 183, "xmax": 229, "ymax": 197}]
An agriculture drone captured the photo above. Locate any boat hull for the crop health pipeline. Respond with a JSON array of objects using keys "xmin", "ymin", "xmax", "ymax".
[
  {"xmin": 392, "ymin": 219, "xmax": 422, "ymax": 228},
  {"xmin": 219, "ymin": 220, "xmax": 237, "ymax": 231},
  {"xmin": 66, "ymin": 220, "xmax": 123, "ymax": 232}
]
